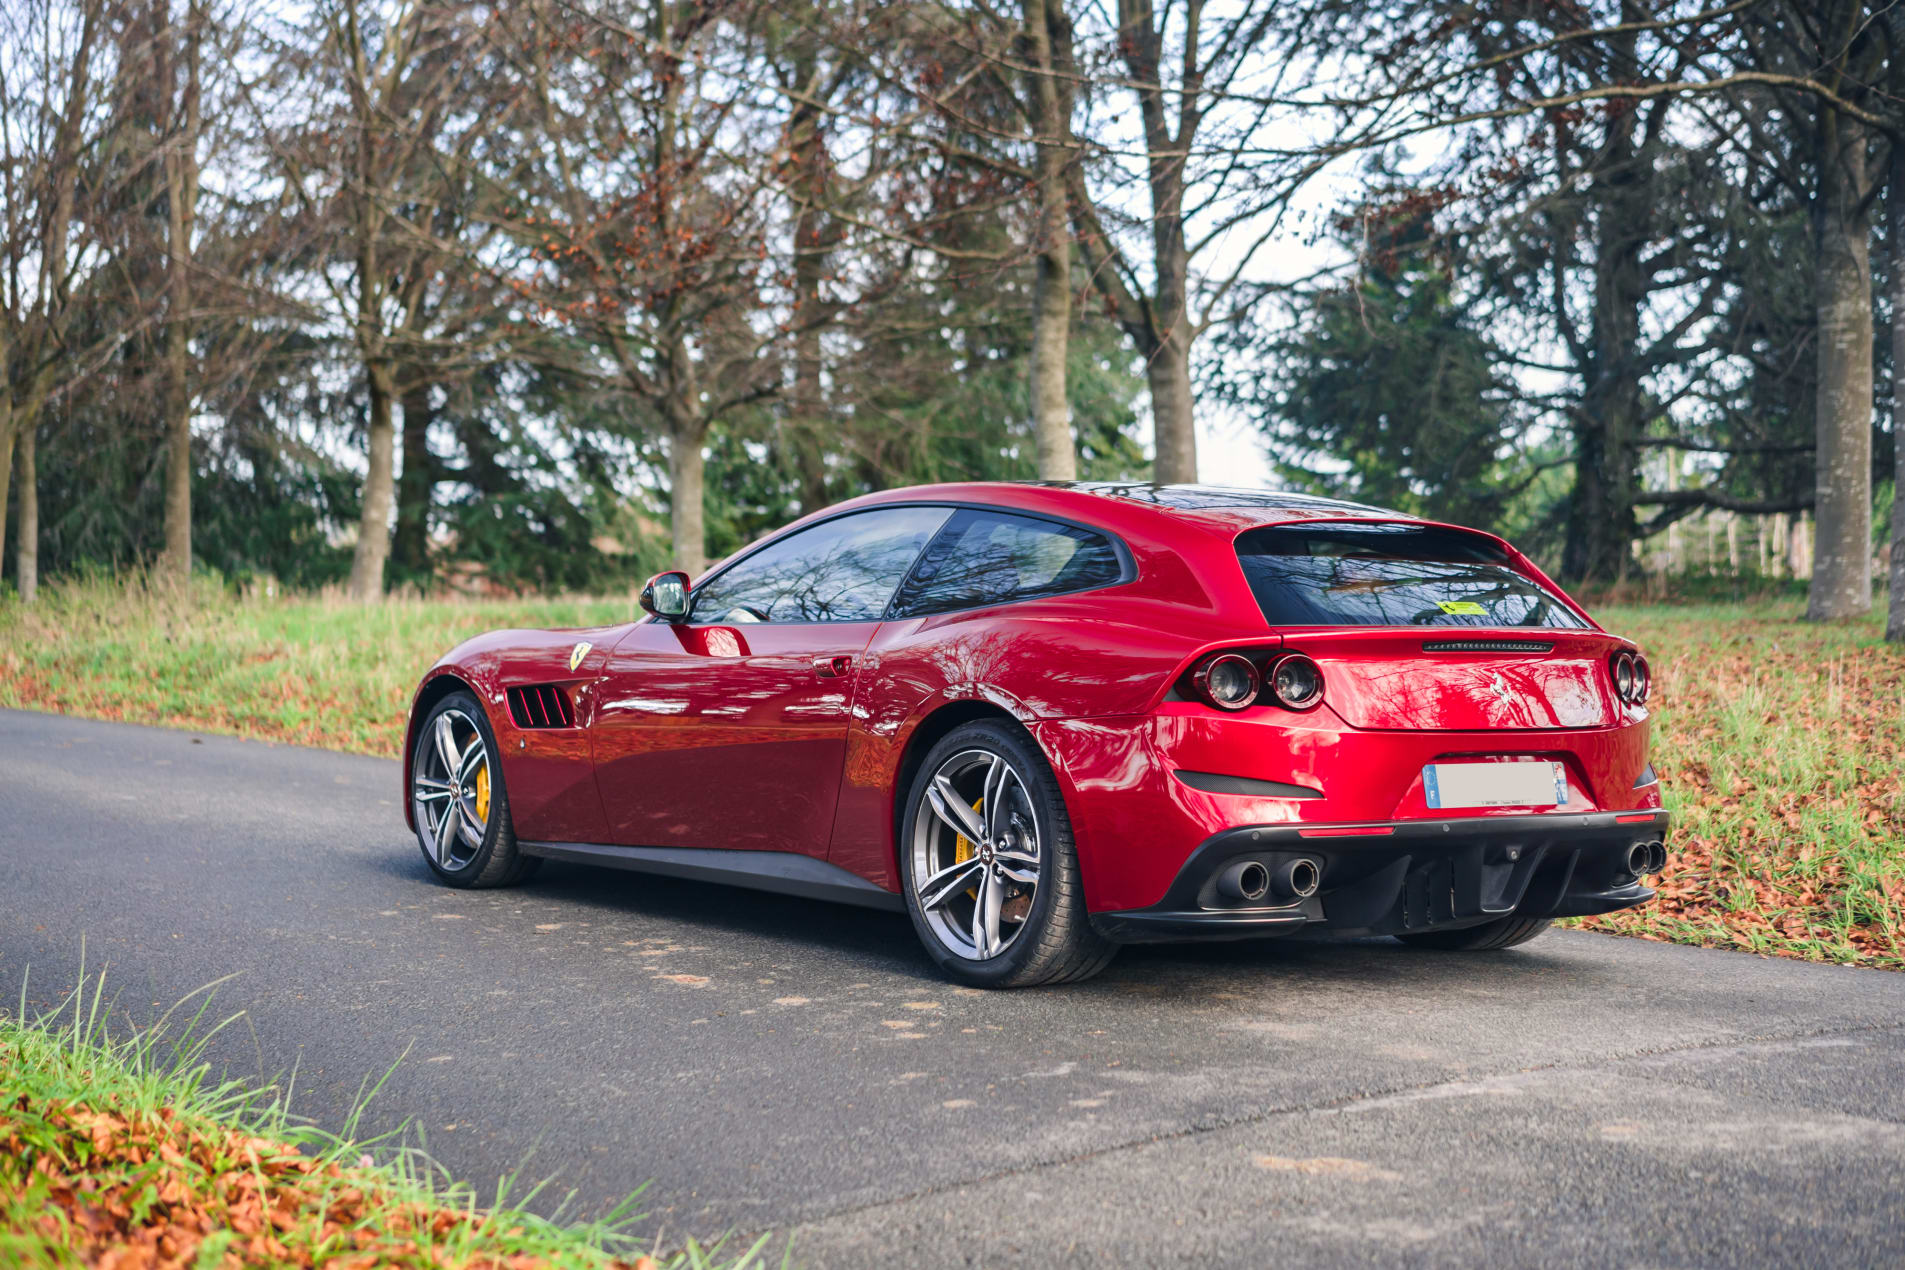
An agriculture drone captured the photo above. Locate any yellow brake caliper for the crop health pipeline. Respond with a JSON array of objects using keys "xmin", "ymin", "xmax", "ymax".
[
  {"xmin": 474, "ymin": 761, "xmax": 491, "ymax": 826},
  {"xmin": 955, "ymin": 797, "xmax": 982, "ymax": 898}
]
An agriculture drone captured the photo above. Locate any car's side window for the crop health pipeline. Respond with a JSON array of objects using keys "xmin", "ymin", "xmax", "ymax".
[
  {"xmin": 689, "ymin": 506, "xmax": 952, "ymax": 624},
  {"xmin": 889, "ymin": 509, "xmax": 1126, "ymax": 619}
]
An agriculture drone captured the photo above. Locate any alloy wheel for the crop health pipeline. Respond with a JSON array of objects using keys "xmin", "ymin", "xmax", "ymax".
[
  {"xmin": 910, "ymin": 747, "xmax": 1042, "ymax": 961},
  {"xmin": 412, "ymin": 708, "xmax": 491, "ymax": 869}
]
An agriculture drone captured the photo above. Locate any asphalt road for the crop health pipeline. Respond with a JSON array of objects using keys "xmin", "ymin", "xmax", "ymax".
[{"xmin": 3, "ymin": 707, "xmax": 1903, "ymax": 1268}]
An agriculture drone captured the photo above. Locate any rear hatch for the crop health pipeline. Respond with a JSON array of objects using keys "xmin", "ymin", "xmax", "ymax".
[
  {"xmin": 1284, "ymin": 629, "xmax": 1622, "ymax": 730},
  {"xmin": 1234, "ymin": 520, "xmax": 1621, "ymax": 731}
]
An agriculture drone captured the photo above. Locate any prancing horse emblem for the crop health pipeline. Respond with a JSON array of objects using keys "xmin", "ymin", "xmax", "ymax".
[
  {"xmin": 1488, "ymin": 672, "xmax": 1513, "ymax": 704},
  {"xmin": 569, "ymin": 641, "xmax": 592, "ymax": 672}
]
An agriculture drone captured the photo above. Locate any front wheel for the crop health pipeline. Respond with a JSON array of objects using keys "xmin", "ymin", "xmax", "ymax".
[
  {"xmin": 899, "ymin": 721, "xmax": 1116, "ymax": 988},
  {"xmin": 1395, "ymin": 916, "xmax": 1550, "ymax": 951},
  {"xmin": 410, "ymin": 691, "xmax": 540, "ymax": 888}
]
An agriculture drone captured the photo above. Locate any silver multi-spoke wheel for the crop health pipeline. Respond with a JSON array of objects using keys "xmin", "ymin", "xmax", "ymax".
[
  {"xmin": 910, "ymin": 747, "xmax": 1043, "ymax": 961},
  {"xmin": 411, "ymin": 707, "xmax": 491, "ymax": 870}
]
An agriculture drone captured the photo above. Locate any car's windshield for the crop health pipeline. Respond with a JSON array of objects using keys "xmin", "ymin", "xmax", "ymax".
[{"xmin": 1234, "ymin": 522, "xmax": 1587, "ymax": 629}]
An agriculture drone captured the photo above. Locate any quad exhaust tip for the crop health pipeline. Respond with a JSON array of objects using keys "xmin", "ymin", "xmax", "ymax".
[
  {"xmin": 1216, "ymin": 857, "xmax": 1321, "ymax": 903},
  {"xmin": 1218, "ymin": 860, "xmax": 1271, "ymax": 903},
  {"xmin": 1276, "ymin": 858, "xmax": 1322, "ymax": 899},
  {"xmin": 1627, "ymin": 840, "xmax": 1667, "ymax": 878}
]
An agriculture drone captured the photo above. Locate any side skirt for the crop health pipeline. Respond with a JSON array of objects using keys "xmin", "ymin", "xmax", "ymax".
[{"xmin": 518, "ymin": 841, "xmax": 907, "ymax": 913}]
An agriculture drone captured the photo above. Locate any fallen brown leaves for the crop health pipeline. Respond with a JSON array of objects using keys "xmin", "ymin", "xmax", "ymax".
[
  {"xmin": 1, "ymin": 1087, "xmax": 658, "ymax": 1270},
  {"xmin": 1574, "ymin": 609, "xmax": 1905, "ymax": 969}
]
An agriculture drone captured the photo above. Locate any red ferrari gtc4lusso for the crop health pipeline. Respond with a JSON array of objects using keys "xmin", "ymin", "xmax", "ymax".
[{"xmin": 403, "ymin": 482, "xmax": 1666, "ymax": 987}]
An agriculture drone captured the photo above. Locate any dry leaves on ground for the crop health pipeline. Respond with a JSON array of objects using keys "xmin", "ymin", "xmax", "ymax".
[{"xmin": 2, "ymin": 1088, "xmax": 659, "ymax": 1270}]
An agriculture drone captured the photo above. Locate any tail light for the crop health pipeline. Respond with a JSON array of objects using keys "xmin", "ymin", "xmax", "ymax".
[
  {"xmin": 1266, "ymin": 653, "xmax": 1325, "ymax": 710},
  {"xmin": 1183, "ymin": 650, "xmax": 1329, "ymax": 712},
  {"xmin": 1191, "ymin": 653, "xmax": 1260, "ymax": 711},
  {"xmin": 1610, "ymin": 651, "xmax": 1650, "ymax": 706}
]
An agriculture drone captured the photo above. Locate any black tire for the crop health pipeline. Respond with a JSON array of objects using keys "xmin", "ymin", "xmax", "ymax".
[
  {"xmin": 899, "ymin": 720, "xmax": 1117, "ymax": 988},
  {"xmin": 1395, "ymin": 915, "xmax": 1550, "ymax": 951},
  {"xmin": 409, "ymin": 691, "xmax": 540, "ymax": 889}
]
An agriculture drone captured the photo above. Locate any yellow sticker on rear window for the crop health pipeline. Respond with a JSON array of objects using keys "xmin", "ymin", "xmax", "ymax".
[{"xmin": 1437, "ymin": 600, "xmax": 1487, "ymax": 615}]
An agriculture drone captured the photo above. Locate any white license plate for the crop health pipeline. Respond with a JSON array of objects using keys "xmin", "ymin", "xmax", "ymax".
[{"xmin": 1423, "ymin": 761, "xmax": 1566, "ymax": 810}]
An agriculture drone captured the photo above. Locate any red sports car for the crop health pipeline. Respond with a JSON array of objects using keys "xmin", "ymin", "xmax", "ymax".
[{"xmin": 403, "ymin": 482, "xmax": 1667, "ymax": 987}]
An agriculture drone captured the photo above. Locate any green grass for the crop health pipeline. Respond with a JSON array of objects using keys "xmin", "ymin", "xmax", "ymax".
[
  {"xmin": 0, "ymin": 965, "xmax": 775, "ymax": 1269},
  {"xmin": 2, "ymin": 574, "xmax": 1901, "ymax": 968},
  {"xmin": 0, "ymin": 572, "xmax": 628, "ymax": 755},
  {"xmin": 1576, "ymin": 601, "xmax": 1905, "ymax": 967}
]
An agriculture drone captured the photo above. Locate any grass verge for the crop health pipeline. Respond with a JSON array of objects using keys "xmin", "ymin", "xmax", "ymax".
[
  {"xmin": 1, "ymin": 575, "xmax": 1901, "ymax": 969},
  {"xmin": 1574, "ymin": 602, "xmax": 1905, "ymax": 969},
  {"xmin": 1, "ymin": 969, "xmax": 773, "ymax": 1269},
  {"xmin": 0, "ymin": 573, "xmax": 626, "ymax": 755}
]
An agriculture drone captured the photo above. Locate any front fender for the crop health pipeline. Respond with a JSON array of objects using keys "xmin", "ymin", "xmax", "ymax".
[{"xmin": 398, "ymin": 625, "xmax": 627, "ymax": 837}]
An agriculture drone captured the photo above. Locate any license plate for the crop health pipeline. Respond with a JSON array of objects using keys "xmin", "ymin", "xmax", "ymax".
[{"xmin": 1423, "ymin": 761, "xmax": 1566, "ymax": 810}]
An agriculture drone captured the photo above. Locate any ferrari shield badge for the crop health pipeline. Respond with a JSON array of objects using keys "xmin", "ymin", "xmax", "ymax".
[{"xmin": 569, "ymin": 641, "xmax": 592, "ymax": 672}]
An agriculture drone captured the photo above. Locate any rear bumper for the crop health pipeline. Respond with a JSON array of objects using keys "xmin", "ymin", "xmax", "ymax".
[{"xmin": 1088, "ymin": 809, "xmax": 1669, "ymax": 944}]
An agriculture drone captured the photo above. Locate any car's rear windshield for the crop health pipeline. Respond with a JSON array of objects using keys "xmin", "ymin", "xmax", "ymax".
[{"xmin": 1234, "ymin": 522, "xmax": 1588, "ymax": 629}]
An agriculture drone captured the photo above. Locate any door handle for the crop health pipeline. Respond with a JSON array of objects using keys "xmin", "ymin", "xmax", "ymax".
[{"xmin": 813, "ymin": 655, "xmax": 854, "ymax": 679}]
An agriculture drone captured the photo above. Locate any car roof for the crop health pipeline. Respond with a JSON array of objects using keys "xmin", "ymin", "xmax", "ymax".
[{"xmin": 840, "ymin": 481, "xmax": 1414, "ymax": 536}]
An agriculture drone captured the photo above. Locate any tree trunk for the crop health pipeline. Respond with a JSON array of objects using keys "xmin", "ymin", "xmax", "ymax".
[
  {"xmin": 0, "ymin": 378, "xmax": 12, "ymax": 586},
  {"xmin": 347, "ymin": 364, "xmax": 397, "ymax": 600},
  {"xmin": 1025, "ymin": 0, "xmax": 1075, "ymax": 481},
  {"xmin": 1147, "ymin": 331, "xmax": 1196, "ymax": 484},
  {"xmin": 789, "ymin": 192, "xmax": 829, "ymax": 513},
  {"xmin": 15, "ymin": 422, "xmax": 36, "ymax": 604},
  {"xmin": 1891, "ymin": 397, "xmax": 1905, "ymax": 638},
  {"xmin": 670, "ymin": 417, "xmax": 708, "ymax": 576},
  {"xmin": 1888, "ymin": 127, "xmax": 1905, "ymax": 640},
  {"xmin": 1115, "ymin": 0, "xmax": 1201, "ymax": 485},
  {"xmin": 1145, "ymin": 223, "xmax": 1197, "ymax": 484},
  {"xmin": 1563, "ymin": 394, "xmax": 1641, "ymax": 582},
  {"xmin": 1561, "ymin": 49, "xmax": 1648, "ymax": 585},
  {"xmin": 158, "ymin": 0, "xmax": 201, "ymax": 583},
  {"xmin": 782, "ymin": 44, "xmax": 834, "ymax": 515},
  {"xmin": 1029, "ymin": 247, "xmax": 1074, "ymax": 480},
  {"xmin": 790, "ymin": 241, "xmax": 829, "ymax": 513},
  {"xmin": 160, "ymin": 322, "xmax": 193, "ymax": 581},
  {"xmin": 1807, "ymin": 112, "xmax": 1874, "ymax": 621},
  {"xmin": 392, "ymin": 378, "xmax": 433, "ymax": 576}
]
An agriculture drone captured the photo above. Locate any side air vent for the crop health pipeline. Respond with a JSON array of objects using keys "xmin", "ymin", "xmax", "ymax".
[
  {"xmin": 1422, "ymin": 639, "xmax": 1555, "ymax": 654},
  {"xmin": 507, "ymin": 684, "xmax": 576, "ymax": 729}
]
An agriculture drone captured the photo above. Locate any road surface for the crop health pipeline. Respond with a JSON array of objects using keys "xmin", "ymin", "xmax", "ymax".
[{"xmin": 3, "ymin": 708, "xmax": 1901, "ymax": 1267}]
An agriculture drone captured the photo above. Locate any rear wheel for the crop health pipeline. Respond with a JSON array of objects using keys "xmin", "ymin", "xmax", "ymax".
[
  {"xmin": 899, "ymin": 721, "xmax": 1116, "ymax": 988},
  {"xmin": 410, "ymin": 691, "xmax": 539, "ymax": 888},
  {"xmin": 1396, "ymin": 916, "xmax": 1549, "ymax": 951}
]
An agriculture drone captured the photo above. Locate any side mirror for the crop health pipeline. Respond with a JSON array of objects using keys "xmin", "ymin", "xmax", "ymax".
[{"xmin": 639, "ymin": 571, "xmax": 690, "ymax": 622}]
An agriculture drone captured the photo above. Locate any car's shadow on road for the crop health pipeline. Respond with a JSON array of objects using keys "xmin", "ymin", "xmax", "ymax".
[
  {"xmin": 362, "ymin": 847, "xmax": 1622, "ymax": 996},
  {"xmin": 363, "ymin": 848, "xmax": 949, "ymax": 982}
]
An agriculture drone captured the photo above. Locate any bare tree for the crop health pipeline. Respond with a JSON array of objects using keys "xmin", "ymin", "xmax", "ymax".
[
  {"xmin": 1064, "ymin": 0, "xmax": 1292, "ymax": 484},
  {"xmin": 0, "ymin": 0, "xmax": 106, "ymax": 602},
  {"xmin": 506, "ymin": 0, "xmax": 784, "ymax": 575},
  {"xmin": 268, "ymin": 0, "xmax": 490, "ymax": 599}
]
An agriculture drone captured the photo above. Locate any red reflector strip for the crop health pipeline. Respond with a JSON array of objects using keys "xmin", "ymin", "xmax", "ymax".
[
  {"xmin": 1298, "ymin": 826, "xmax": 1394, "ymax": 838},
  {"xmin": 1615, "ymin": 813, "xmax": 1657, "ymax": 824}
]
